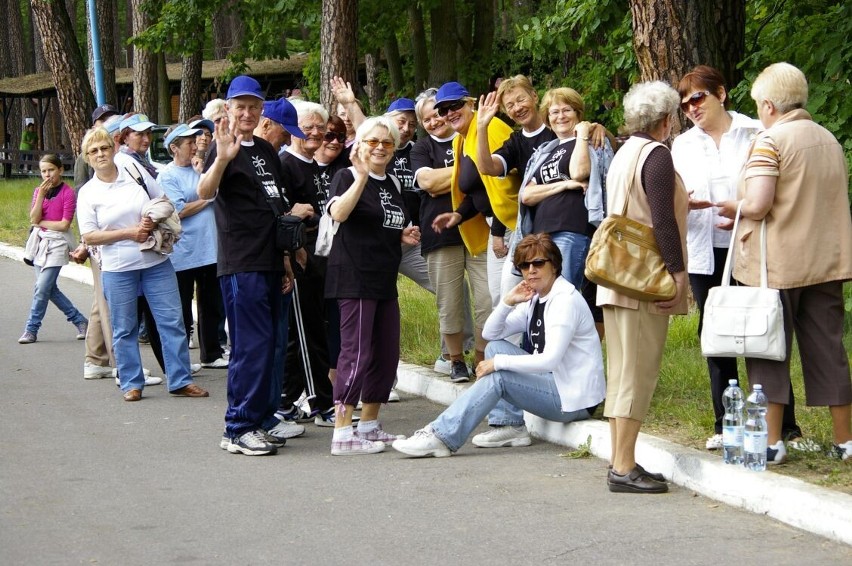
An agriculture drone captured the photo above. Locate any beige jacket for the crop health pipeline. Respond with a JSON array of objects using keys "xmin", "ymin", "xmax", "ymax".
[
  {"xmin": 597, "ymin": 136, "xmax": 689, "ymax": 315},
  {"xmin": 733, "ymin": 109, "xmax": 852, "ymax": 289}
]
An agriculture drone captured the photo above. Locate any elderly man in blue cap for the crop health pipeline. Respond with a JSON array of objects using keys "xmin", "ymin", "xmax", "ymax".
[
  {"xmin": 255, "ymin": 98, "xmax": 304, "ymax": 154},
  {"xmin": 197, "ymin": 75, "xmax": 313, "ymax": 455}
]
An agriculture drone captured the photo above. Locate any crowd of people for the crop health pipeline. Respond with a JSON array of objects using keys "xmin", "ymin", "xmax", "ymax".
[{"xmin": 17, "ymin": 62, "xmax": 851, "ymax": 493}]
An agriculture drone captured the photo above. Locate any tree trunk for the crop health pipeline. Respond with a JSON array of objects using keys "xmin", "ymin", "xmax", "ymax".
[
  {"xmin": 364, "ymin": 50, "xmax": 381, "ymax": 112},
  {"xmin": 630, "ymin": 0, "xmax": 746, "ymax": 133},
  {"xmin": 468, "ymin": 0, "xmax": 495, "ymax": 95},
  {"xmin": 408, "ymin": 4, "xmax": 429, "ymax": 92},
  {"xmin": 320, "ymin": 0, "xmax": 358, "ymax": 111},
  {"xmin": 429, "ymin": 0, "xmax": 458, "ymax": 85},
  {"xmin": 156, "ymin": 52, "xmax": 171, "ymax": 123},
  {"xmin": 125, "ymin": 0, "xmax": 134, "ymax": 67},
  {"xmin": 179, "ymin": 49, "xmax": 203, "ymax": 122},
  {"xmin": 89, "ymin": 0, "xmax": 119, "ymax": 106},
  {"xmin": 31, "ymin": 0, "xmax": 95, "ymax": 158},
  {"xmin": 384, "ymin": 33, "xmax": 404, "ymax": 96},
  {"xmin": 31, "ymin": 11, "xmax": 48, "ymax": 73},
  {"xmin": 130, "ymin": 0, "xmax": 157, "ymax": 115}
]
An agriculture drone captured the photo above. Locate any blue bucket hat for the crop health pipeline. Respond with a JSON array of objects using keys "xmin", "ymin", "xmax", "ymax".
[
  {"xmin": 435, "ymin": 82, "xmax": 470, "ymax": 105},
  {"xmin": 262, "ymin": 98, "xmax": 306, "ymax": 139},
  {"xmin": 119, "ymin": 113, "xmax": 156, "ymax": 132},
  {"xmin": 386, "ymin": 98, "xmax": 416, "ymax": 114},
  {"xmin": 227, "ymin": 75, "xmax": 264, "ymax": 100},
  {"xmin": 164, "ymin": 124, "xmax": 201, "ymax": 150}
]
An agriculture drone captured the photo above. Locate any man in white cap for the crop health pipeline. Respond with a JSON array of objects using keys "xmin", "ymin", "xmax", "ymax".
[{"xmin": 198, "ymin": 75, "xmax": 312, "ymax": 456}]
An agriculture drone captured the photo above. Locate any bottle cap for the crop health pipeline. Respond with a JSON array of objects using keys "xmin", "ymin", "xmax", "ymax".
[
  {"xmin": 754, "ymin": 384, "xmax": 762, "ymax": 390},
  {"xmin": 729, "ymin": 379, "xmax": 738, "ymax": 385}
]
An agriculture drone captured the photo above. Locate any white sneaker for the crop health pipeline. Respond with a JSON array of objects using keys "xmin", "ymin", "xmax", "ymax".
[
  {"xmin": 112, "ymin": 367, "xmax": 152, "ymax": 378},
  {"xmin": 83, "ymin": 362, "xmax": 113, "ymax": 380},
  {"xmin": 472, "ymin": 425, "xmax": 531, "ymax": 448},
  {"xmin": 114, "ymin": 371, "xmax": 162, "ymax": 386},
  {"xmin": 201, "ymin": 357, "xmax": 229, "ymax": 369},
  {"xmin": 388, "ymin": 389, "xmax": 400, "ymax": 402},
  {"xmin": 188, "ymin": 336, "xmax": 197, "ymax": 349},
  {"xmin": 833, "ymin": 440, "xmax": 852, "ymax": 461},
  {"xmin": 331, "ymin": 436, "xmax": 385, "ymax": 456},
  {"xmin": 767, "ymin": 440, "xmax": 787, "ymax": 465},
  {"xmin": 266, "ymin": 420, "xmax": 305, "ymax": 439},
  {"xmin": 392, "ymin": 426, "xmax": 451, "ymax": 458},
  {"xmin": 433, "ymin": 355, "xmax": 452, "ymax": 376},
  {"xmin": 191, "ymin": 363, "xmax": 202, "ymax": 374},
  {"xmin": 228, "ymin": 430, "xmax": 277, "ymax": 456},
  {"xmin": 705, "ymin": 433, "xmax": 723, "ymax": 451}
]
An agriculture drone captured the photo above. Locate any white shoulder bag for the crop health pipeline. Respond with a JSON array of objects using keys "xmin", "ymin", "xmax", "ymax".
[
  {"xmin": 315, "ymin": 196, "xmax": 339, "ymax": 258},
  {"xmin": 700, "ymin": 202, "xmax": 786, "ymax": 361}
]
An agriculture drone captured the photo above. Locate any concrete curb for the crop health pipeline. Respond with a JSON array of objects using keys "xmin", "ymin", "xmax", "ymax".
[
  {"xmin": 3, "ymin": 241, "xmax": 850, "ymax": 546},
  {"xmin": 397, "ymin": 363, "xmax": 852, "ymax": 547}
]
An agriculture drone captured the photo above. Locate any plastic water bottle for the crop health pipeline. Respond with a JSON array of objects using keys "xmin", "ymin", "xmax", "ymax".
[
  {"xmin": 722, "ymin": 379, "xmax": 744, "ymax": 465},
  {"xmin": 743, "ymin": 384, "xmax": 768, "ymax": 471}
]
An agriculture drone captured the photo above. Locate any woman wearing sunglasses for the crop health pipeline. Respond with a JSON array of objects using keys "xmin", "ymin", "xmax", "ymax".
[
  {"xmin": 671, "ymin": 65, "xmax": 803, "ymax": 454},
  {"xmin": 430, "ymin": 81, "xmax": 521, "ymax": 316},
  {"xmin": 392, "ymin": 233, "xmax": 604, "ymax": 458},
  {"xmin": 325, "ymin": 116, "xmax": 421, "ymax": 455}
]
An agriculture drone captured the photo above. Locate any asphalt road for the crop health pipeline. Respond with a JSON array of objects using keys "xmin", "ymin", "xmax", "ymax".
[{"xmin": 2, "ymin": 256, "xmax": 850, "ymax": 565}]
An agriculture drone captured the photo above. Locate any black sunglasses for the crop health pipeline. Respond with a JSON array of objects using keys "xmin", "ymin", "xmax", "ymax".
[
  {"xmin": 324, "ymin": 131, "xmax": 346, "ymax": 143},
  {"xmin": 517, "ymin": 258, "xmax": 551, "ymax": 271},
  {"xmin": 680, "ymin": 90, "xmax": 711, "ymax": 112},
  {"xmin": 436, "ymin": 100, "xmax": 467, "ymax": 117}
]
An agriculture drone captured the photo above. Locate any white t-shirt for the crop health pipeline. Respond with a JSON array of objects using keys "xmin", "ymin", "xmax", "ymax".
[{"xmin": 77, "ymin": 164, "xmax": 167, "ymax": 272}]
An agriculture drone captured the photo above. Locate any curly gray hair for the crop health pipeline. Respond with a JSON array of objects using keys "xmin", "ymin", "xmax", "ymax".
[{"xmin": 622, "ymin": 81, "xmax": 680, "ymax": 135}]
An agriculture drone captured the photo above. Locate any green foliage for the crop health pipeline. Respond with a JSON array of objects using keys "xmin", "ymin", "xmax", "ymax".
[
  {"xmin": 735, "ymin": 0, "xmax": 852, "ymax": 182},
  {"xmin": 513, "ymin": 0, "xmax": 637, "ymax": 133},
  {"xmin": 562, "ymin": 435, "xmax": 594, "ymax": 459}
]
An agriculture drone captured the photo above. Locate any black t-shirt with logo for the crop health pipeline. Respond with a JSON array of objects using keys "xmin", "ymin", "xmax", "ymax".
[
  {"xmin": 317, "ymin": 151, "xmax": 351, "ymax": 215},
  {"xmin": 387, "ymin": 140, "xmax": 419, "ymax": 226},
  {"xmin": 205, "ymin": 137, "xmax": 289, "ymax": 277},
  {"xmin": 325, "ymin": 168, "xmax": 409, "ymax": 300},
  {"xmin": 280, "ymin": 150, "xmax": 322, "ymax": 228},
  {"xmin": 494, "ymin": 125, "xmax": 556, "ymax": 176},
  {"xmin": 531, "ymin": 139, "xmax": 591, "ymax": 236},
  {"xmin": 528, "ymin": 298, "xmax": 547, "ymax": 354},
  {"xmin": 410, "ymin": 135, "xmax": 462, "ymax": 254}
]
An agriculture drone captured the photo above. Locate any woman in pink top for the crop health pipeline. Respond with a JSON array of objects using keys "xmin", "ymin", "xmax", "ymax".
[{"xmin": 18, "ymin": 154, "xmax": 88, "ymax": 344}]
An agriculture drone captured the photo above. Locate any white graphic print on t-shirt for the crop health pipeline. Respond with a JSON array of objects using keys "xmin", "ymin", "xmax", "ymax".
[
  {"xmin": 392, "ymin": 155, "xmax": 415, "ymax": 191},
  {"xmin": 443, "ymin": 147, "xmax": 455, "ymax": 168},
  {"xmin": 252, "ymin": 155, "xmax": 280, "ymax": 199},
  {"xmin": 539, "ymin": 147, "xmax": 567, "ymax": 184},
  {"xmin": 379, "ymin": 186, "xmax": 405, "ymax": 229}
]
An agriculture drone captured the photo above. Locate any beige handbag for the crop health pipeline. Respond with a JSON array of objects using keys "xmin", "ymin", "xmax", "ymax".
[{"xmin": 584, "ymin": 144, "xmax": 676, "ymax": 302}]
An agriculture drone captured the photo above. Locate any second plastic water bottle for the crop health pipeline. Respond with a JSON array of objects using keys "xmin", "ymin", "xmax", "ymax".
[
  {"xmin": 744, "ymin": 384, "xmax": 768, "ymax": 471},
  {"xmin": 722, "ymin": 379, "xmax": 744, "ymax": 465}
]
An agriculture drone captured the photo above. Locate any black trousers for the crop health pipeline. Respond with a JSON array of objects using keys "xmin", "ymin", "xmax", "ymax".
[
  {"xmin": 690, "ymin": 247, "xmax": 801, "ymax": 438},
  {"xmin": 176, "ymin": 264, "xmax": 224, "ymax": 363},
  {"xmin": 281, "ymin": 257, "xmax": 333, "ymax": 413}
]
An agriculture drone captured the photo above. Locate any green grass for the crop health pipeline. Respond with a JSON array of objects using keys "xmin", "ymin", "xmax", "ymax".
[{"xmin": 2, "ymin": 178, "xmax": 849, "ymax": 491}]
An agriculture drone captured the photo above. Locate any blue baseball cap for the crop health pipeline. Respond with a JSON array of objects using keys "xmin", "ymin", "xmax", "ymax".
[
  {"xmin": 164, "ymin": 124, "xmax": 201, "ymax": 149},
  {"xmin": 91, "ymin": 104, "xmax": 118, "ymax": 124},
  {"xmin": 103, "ymin": 115, "xmax": 124, "ymax": 135},
  {"xmin": 227, "ymin": 75, "xmax": 264, "ymax": 100},
  {"xmin": 188, "ymin": 118, "xmax": 215, "ymax": 133},
  {"xmin": 386, "ymin": 98, "xmax": 416, "ymax": 113},
  {"xmin": 119, "ymin": 113, "xmax": 156, "ymax": 132},
  {"xmin": 435, "ymin": 82, "xmax": 470, "ymax": 105},
  {"xmin": 263, "ymin": 98, "xmax": 306, "ymax": 139}
]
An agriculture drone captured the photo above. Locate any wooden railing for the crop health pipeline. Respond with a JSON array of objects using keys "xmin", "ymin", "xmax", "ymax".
[{"xmin": 0, "ymin": 148, "xmax": 75, "ymax": 179}]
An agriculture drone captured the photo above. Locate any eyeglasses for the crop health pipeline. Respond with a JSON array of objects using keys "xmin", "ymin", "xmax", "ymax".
[
  {"xmin": 324, "ymin": 131, "xmax": 346, "ymax": 143},
  {"xmin": 362, "ymin": 138, "xmax": 395, "ymax": 149},
  {"xmin": 681, "ymin": 90, "xmax": 711, "ymax": 112},
  {"xmin": 87, "ymin": 145, "xmax": 113, "ymax": 156},
  {"xmin": 516, "ymin": 258, "xmax": 551, "ymax": 271},
  {"xmin": 436, "ymin": 100, "xmax": 467, "ymax": 117},
  {"xmin": 548, "ymin": 107, "xmax": 577, "ymax": 118},
  {"xmin": 301, "ymin": 124, "xmax": 326, "ymax": 134}
]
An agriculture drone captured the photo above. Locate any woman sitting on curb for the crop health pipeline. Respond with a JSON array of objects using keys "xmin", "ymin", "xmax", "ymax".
[{"xmin": 392, "ymin": 233, "xmax": 605, "ymax": 458}]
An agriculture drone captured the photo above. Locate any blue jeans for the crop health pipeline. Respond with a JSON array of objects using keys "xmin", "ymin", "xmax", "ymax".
[
  {"xmin": 431, "ymin": 340, "xmax": 593, "ymax": 451},
  {"xmin": 550, "ymin": 230, "xmax": 591, "ymax": 287},
  {"xmin": 102, "ymin": 260, "xmax": 191, "ymax": 393},
  {"xmin": 26, "ymin": 265, "xmax": 87, "ymax": 333}
]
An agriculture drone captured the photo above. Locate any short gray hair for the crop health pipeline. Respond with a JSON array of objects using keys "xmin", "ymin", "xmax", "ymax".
[
  {"xmin": 202, "ymin": 98, "xmax": 226, "ymax": 121},
  {"xmin": 750, "ymin": 62, "xmax": 808, "ymax": 114},
  {"xmin": 355, "ymin": 116, "xmax": 400, "ymax": 149},
  {"xmin": 414, "ymin": 88, "xmax": 438, "ymax": 123},
  {"xmin": 291, "ymin": 99, "xmax": 329, "ymax": 123},
  {"xmin": 622, "ymin": 81, "xmax": 680, "ymax": 135}
]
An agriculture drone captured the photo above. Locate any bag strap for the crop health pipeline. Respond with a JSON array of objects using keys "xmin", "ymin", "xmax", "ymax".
[
  {"xmin": 618, "ymin": 141, "xmax": 653, "ymax": 216},
  {"xmin": 124, "ymin": 164, "xmax": 150, "ymax": 198},
  {"xmin": 720, "ymin": 201, "xmax": 769, "ymax": 289}
]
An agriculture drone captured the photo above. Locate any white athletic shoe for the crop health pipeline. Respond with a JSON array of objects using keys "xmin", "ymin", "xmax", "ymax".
[{"xmin": 471, "ymin": 425, "xmax": 532, "ymax": 448}]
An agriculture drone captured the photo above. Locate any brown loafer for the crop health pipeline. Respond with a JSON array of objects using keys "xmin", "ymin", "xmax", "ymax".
[
  {"xmin": 123, "ymin": 389, "xmax": 142, "ymax": 402},
  {"xmin": 170, "ymin": 383, "xmax": 209, "ymax": 397},
  {"xmin": 607, "ymin": 466, "xmax": 668, "ymax": 494}
]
